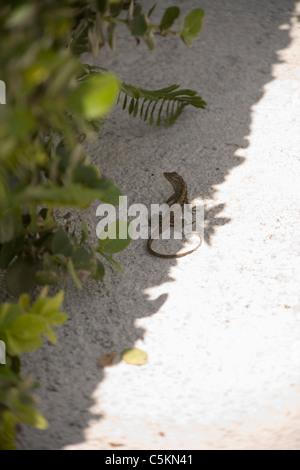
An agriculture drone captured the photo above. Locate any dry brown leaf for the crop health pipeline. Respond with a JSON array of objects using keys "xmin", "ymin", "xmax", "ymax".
[{"xmin": 97, "ymin": 351, "xmax": 118, "ymax": 367}]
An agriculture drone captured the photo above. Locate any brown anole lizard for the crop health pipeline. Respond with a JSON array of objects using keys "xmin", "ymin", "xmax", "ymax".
[{"xmin": 147, "ymin": 172, "xmax": 202, "ymax": 258}]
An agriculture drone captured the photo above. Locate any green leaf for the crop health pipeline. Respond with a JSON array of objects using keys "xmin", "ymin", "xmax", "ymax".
[
  {"xmin": 34, "ymin": 253, "xmax": 61, "ymax": 287},
  {"xmin": 0, "ymin": 366, "xmax": 19, "ymax": 384},
  {"xmin": 0, "ymin": 213, "xmax": 17, "ymax": 244},
  {"xmin": 43, "ymin": 325, "xmax": 57, "ymax": 344},
  {"xmin": 80, "ymin": 221, "xmax": 89, "ymax": 244},
  {"xmin": 107, "ymin": 22, "xmax": 116, "ymax": 50},
  {"xmin": 97, "ymin": 220, "xmax": 131, "ymax": 254},
  {"xmin": 3, "ymin": 314, "xmax": 46, "ymax": 355},
  {"xmin": 71, "ymin": 245, "xmax": 97, "ymax": 278},
  {"xmin": 18, "ymin": 294, "xmax": 30, "ymax": 310},
  {"xmin": 109, "ymin": 0, "xmax": 124, "ymax": 17},
  {"xmin": 180, "ymin": 32, "xmax": 192, "ymax": 48},
  {"xmin": 121, "ymin": 348, "xmax": 148, "ymax": 366},
  {"xmin": 99, "ymin": 251, "xmax": 122, "ymax": 274},
  {"xmin": 148, "ymin": 4, "xmax": 156, "ymax": 17},
  {"xmin": 133, "ymin": 98, "xmax": 139, "ymax": 117},
  {"xmin": 14, "ymin": 403, "xmax": 48, "ymax": 430},
  {"xmin": 160, "ymin": 6, "xmax": 180, "ymax": 30},
  {"xmin": 183, "ymin": 8, "xmax": 204, "ymax": 37},
  {"xmin": 66, "ymin": 259, "xmax": 82, "ymax": 289},
  {"xmin": 5, "ymin": 258, "xmax": 38, "ymax": 297},
  {"xmin": 39, "ymin": 208, "xmax": 49, "ymax": 220},
  {"xmin": 69, "ymin": 73, "xmax": 120, "ymax": 119},
  {"xmin": 31, "ymin": 291, "xmax": 65, "ymax": 319},
  {"xmin": 52, "ymin": 229, "xmax": 74, "ymax": 257},
  {"xmin": 121, "ymin": 82, "xmax": 140, "ymax": 98},
  {"xmin": 133, "ymin": 4, "xmax": 142, "ymax": 18},
  {"xmin": 132, "ymin": 14, "xmax": 148, "ymax": 36},
  {"xmin": 12, "ymin": 181, "xmax": 122, "ymax": 208},
  {"xmin": 31, "ymin": 295, "xmax": 64, "ymax": 317},
  {"xmin": 93, "ymin": 259, "xmax": 105, "ymax": 280},
  {"xmin": 144, "ymin": 100, "xmax": 152, "ymax": 121},
  {"xmin": 30, "ymin": 292, "xmax": 67, "ymax": 330},
  {"xmin": 73, "ymin": 164, "xmax": 101, "ymax": 188},
  {"xmin": 5, "ymin": 4, "xmax": 36, "ymax": 28},
  {"xmin": 34, "ymin": 266, "xmax": 60, "ymax": 286},
  {"xmin": 44, "ymin": 311, "xmax": 67, "ymax": 327},
  {"xmin": 6, "ymin": 314, "xmax": 46, "ymax": 338},
  {"xmin": 9, "ymin": 109, "xmax": 35, "ymax": 137},
  {"xmin": 0, "ymin": 411, "xmax": 17, "ymax": 450},
  {"xmin": 118, "ymin": 78, "xmax": 206, "ymax": 127},
  {"xmin": 129, "ymin": 97, "xmax": 135, "ymax": 114},
  {"xmin": 0, "ymin": 303, "xmax": 22, "ymax": 329},
  {"xmin": 144, "ymin": 30, "xmax": 156, "ymax": 51},
  {"xmin": 96, "ymin": 0, "xmax": 108, "ymax": 13},
  {"xmin": 123, "ymin": 93, "xmax": 128, "ymax": 109},
  {"xmin": 10, "ymin": 355, "xmax": 21, "ymax": 375},
  {"xmin": 126, "ymin": 0, "xmax": 134, "ymax": 19},
  {"xmin": 0, "ymin": 236, "xmax": 25, "ymax": 269}
]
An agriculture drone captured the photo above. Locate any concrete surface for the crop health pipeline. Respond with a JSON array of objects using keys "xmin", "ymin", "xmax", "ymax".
[{"xmin": 15, "ymin": 0, "xmax": 300, "ymax": 450}]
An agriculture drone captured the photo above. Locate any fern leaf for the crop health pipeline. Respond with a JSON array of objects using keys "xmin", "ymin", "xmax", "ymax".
[
  {"xmin": 133, "ymin": 99, "xmax": 139, "ymax": 117},
  {"xmin": 122, "ymin": 94, "xmax": 128, "ymax": 110},
  {"xmin": 119, "ymin": 81, "xmax": 206, "ymax": 126},
  {"xmin": 144, "ymin": 101, "xmax": 152, "ymax": 122},
  {"xmin": 156, "ymin": 99, "xmax": 165, "ymax": 126},
  {"xmin": 140, "ymin": 98, "xmax": 147, "ymax": 118},
  {"xmin": 116, "ymin": 90, "xmax": 121, "ymax": 105},
  {"xmin": 129, "ymin": 97, "xmax": 135, "ymax": 115},
  {"xmin": 79, "ymin": 64, "xmax": 206, "ymax": 127}
]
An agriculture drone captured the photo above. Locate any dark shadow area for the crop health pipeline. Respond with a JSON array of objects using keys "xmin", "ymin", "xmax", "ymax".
[{"xmin": 15, "ymin": 0, "xmax": 297, "ymax": 449}]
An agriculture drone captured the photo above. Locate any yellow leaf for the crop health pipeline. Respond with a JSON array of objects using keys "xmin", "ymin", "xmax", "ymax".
[{"xmin": 121, "ymin": 348, "xmax": 148, "ymax": 366}]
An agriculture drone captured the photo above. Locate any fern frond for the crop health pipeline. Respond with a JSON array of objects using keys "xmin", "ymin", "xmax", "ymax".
[
  {"xmin": 119, "ymin": 82, "xmax": 206, "ymax": 127},
  {"xmin": 79, "ymin": 64, "xmax": 206, "ymax": 127}
]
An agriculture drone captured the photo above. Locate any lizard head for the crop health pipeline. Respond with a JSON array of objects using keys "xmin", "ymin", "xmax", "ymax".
[{"xmin": 163, "ymin": 171, "xmax": 185, "ymax": 191}]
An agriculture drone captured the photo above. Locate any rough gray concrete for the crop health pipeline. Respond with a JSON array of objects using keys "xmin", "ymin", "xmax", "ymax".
[{"xmin": 16, "ymin": 0, "xmax": 300, "ymax": 450}]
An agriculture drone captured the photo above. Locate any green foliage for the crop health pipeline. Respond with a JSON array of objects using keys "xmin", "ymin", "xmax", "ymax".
[
  {"xmin": 0, "ymin": 291, "xmax": 67, "ymax": 450},
  {"xmin": 0, "ymin": 0, "xmax": 206, "ymax": 449},
  {"xmin": 0, "ymin": 0, "xmax": 206, "ymax": 293},
  {"xmin": 69, "ymin": 1, "xmax": 205, "ymax": 53},
  {"xmin": 80, "ymin": 65, "xmax": 206, "ymax": 126},
  {"xmin": 120, "ymin": 82, "xmax": 206, "ymax": 127},
  {"xmin": 181, "ymin": 9, "xmax": 205, "ymax": 47},
  {"xmin": 160, "ymin": 7, "xmax": 180, "ymax": 31},
  {"xmin": 69, "ymin": 73, "xmax": 120, "ymax": 119},
  {"xmin": 96, "ymin": 220, "xmax": 132, "ymax": 273},
  {"xmin": 0, "ymin": 215, "xmax": 119, "ymax": 296}
]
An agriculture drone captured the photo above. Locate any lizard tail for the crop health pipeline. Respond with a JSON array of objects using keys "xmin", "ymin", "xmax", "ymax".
[{"xmin": 147, "ymin": 232, "xmax": 202, "ymax": 259}]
